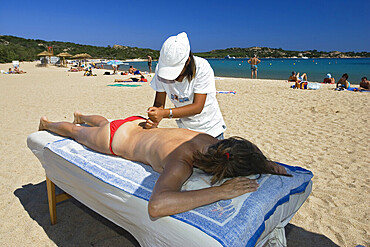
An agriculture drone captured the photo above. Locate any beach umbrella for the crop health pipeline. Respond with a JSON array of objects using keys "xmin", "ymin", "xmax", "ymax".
[
  {"xmin": 37, "ymin": 51, "xmax": 53, "ymax": 56},
  {"xmin": 56, "ymin": 52, "xmax": 72, "ymax": 66},
  {"xmin": 72, "ymin": 53, "xmax": 92, "ymax": 59},
  {"xmin": 107, "ymin": 60, "xmax": 124, "ymax": 66},
  {"xmin": 56, "ymin": 52, "xmax": 72, "ymax": 57},
  {"xmin": 37, "ymin": 51, "xmax": 53, "ymax": 65},
  {"xmin": 72, "ymin": 53, "xmax": 92, "ymax": 67}
]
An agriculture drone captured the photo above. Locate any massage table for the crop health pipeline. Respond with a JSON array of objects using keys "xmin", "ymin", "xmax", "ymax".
[{"xmin": 27, "ymin": 131, "xmax": 313, "ymax": 247}]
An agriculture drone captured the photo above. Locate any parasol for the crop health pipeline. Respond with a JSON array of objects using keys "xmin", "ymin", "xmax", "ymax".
[
  {"xmin": 107, "ymin": 60, "xmax": 124, "ymax": 66},
  {"xmin": 56, "ymin": 52, "xmax": 72, "ymax": 66}
]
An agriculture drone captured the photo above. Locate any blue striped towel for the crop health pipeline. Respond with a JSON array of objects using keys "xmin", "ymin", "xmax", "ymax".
[{"xmin": 46, "ymin": 138, "xmax": 313, "ymax": 247}]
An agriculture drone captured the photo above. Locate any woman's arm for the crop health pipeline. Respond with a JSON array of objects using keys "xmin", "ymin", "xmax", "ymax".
[
  {"xmin": 148, "ymin": 158, "xmax": 259, "ymax": 218},
  {"xmin": 145, "ymin": 92, "xmax": 167, "ymax": 128},
  {"xmin": 147, "ymin": 93, "xmax": 207, "ymax": 124},
  {"xmin": 153, "ymin": 91, "xmax": 167, "ymax": 108}
]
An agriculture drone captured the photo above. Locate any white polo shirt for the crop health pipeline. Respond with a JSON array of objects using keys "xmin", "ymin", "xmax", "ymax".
[{"xmin": 150, "ymin": 56, "xmax": 226, "ymax": 137}]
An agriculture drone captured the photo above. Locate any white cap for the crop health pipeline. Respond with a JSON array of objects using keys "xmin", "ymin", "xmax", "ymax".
[
  {"xmin": 326, "ymin": 73, "xmax": 332, "ymax": 78},
  {"xmin": 157, "ymin": 32, "xmax": 190, "ymax": 80}
]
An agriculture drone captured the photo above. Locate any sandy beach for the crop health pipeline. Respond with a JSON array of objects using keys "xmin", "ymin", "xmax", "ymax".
[{"xmin": 0, "ymin": 61, "xmax": 368, "ymax": 246}]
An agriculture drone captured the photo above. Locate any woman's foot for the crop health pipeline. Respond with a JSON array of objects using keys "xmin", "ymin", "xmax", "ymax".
[
  {"xmin": 73, "ymin": 111, "xmax": 84, "ymax": 124},
  {"xmin": 39, "ymin": 116, "xmax": 49, "ymax": 131}
]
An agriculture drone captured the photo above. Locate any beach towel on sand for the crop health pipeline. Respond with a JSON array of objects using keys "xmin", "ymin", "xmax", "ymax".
[
  {"xmin": 108, "ymin": 84, "xmax": 142, "ymax": 87},
  {"xmin": 46, "ymin": 138, "xmax": 313, "ymax": 247},
  {"xmin": 217, "ymin": 91, "xmax": 236, "ymax": 94},
  {"xmin": 346, "ymin": 87, "xmax": 370, "ymax": 92}
]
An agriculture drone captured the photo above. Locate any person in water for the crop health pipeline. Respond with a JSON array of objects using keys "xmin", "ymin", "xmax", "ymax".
[{"xmin": 39, "ymin": 111, "xmax": 291, "ymax": 217}]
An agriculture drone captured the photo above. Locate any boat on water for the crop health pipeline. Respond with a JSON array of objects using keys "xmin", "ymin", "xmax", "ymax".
[{"xmin": 225, "ymin": 55, "xmax": 236, "ymax": 59}]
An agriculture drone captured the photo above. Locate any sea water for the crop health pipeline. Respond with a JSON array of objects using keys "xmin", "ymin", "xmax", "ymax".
[{"xmin": 104, "ymin": 58, "xmax": 370, "ymax": 84}]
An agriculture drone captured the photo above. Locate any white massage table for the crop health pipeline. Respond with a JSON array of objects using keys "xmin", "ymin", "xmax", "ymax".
[{"xmin": 27, "ymin": 131, "xmax": 313, "ymax": 247}]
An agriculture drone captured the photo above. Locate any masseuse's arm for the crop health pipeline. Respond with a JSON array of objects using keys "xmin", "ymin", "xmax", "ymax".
[
  {"xmin": 148, "ymin": 155, "xmax": 259, "ymax": 218},
  {"xmin": 146, "ymin": 93, "xmax": 207, "ymax": 127},
  {"xmin": 145, "ymin": 92, "xmax": 166, "ymax": 129}
]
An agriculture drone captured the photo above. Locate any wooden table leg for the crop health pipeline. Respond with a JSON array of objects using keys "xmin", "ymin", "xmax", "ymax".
[{"xmin": 46, "ymin": 176, "xmax": 57, "ymax": 225}]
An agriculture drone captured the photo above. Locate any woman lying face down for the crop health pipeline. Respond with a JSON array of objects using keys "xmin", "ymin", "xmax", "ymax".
[{"xmin": 39, "ymin": 112, "xmax": 291, "ymax": 217}]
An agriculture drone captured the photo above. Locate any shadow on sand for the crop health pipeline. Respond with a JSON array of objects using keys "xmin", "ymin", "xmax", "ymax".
[
  {"xmin": 286, "ymin": 223, "xmax": 339, "ymax": 247},
  {"xmin": 15, "ymin": 181, "xmax": 338, "ymax": 247},
  {"xmin": 14, "ymin": 181, "xmax": 140, "ymax": 247}
]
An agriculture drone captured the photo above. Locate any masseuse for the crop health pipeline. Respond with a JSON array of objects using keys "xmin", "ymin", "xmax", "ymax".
[{"xmin": 146, "ymin": 32, "xmax": 226, "ymax": 139}]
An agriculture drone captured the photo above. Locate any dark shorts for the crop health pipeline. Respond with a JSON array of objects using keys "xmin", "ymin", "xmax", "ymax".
[{"xmin": 251, "ymin": 65, "xmax": 258, "ymax": 71}]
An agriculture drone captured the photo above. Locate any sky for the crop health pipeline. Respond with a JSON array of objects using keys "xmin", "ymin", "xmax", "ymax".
[{"xmin": 1, "ymin": 0, "xmax": 369, "ymax": 52}]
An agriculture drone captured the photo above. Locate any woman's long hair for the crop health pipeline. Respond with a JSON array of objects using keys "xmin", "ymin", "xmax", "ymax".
[
  {"xmin": 182, "ymin": 51, "xmax": 196, "ymax": 82},
  {"xmin": 193, "ymin": 137, "xmax": 292, "ymax": 185}
]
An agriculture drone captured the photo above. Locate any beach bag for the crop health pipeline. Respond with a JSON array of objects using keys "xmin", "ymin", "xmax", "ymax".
[{"xmin": 104, "ymin": 71, "xmax": 110, "ymax": 75}]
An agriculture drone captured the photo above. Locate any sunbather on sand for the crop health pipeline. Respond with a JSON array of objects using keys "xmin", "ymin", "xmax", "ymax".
[
  {"xmin": 114, "ymin": 75, "xmax": 147, "ymax": 82},
  {"xmin": 39, "ymin": 111, "xmax": 290, "ymax": 217},
  {"xmin": 69, "ymin": 67, "xmax": 79, "ymax": 72},
  {"xmin": 129, "ymin": 65, "xmax": 142, "ymax": 75},
  {"xmin": 336, "ymin": 73, "xmax": 350, "ymax": 90},
  {"xmin": 359, "ymin": 77, "xmax": 370, "ymax": 90},
  {"xmin": 288, "ymin": 71, "xmax": 308, "ymax": 89},
  {"xmin": 323, "ymin": 73, "xmax": 335, "ymax": 84},
  {"xmin": 14, "ymin": 67, "xmax": 26, "ymax": 74}
]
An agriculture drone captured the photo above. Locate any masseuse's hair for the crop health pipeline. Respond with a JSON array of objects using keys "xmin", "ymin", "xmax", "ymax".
[
  {"xmin": 193, "ymin": 136, "xmax": 292, "ymax": 185},
  {"xmin": 183, "ymin": 51, "xmax": 196, "ymax": 82}
]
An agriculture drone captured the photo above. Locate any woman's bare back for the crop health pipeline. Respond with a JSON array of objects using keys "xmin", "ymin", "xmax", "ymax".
[{"xmin": 111, "ymin": 120, "xmax": 217, "ymax": 173}]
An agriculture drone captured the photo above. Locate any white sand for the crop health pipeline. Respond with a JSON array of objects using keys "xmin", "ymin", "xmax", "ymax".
[{"xmin": 0, "ymin": 61, "xmax": 368, "ymax": 246}]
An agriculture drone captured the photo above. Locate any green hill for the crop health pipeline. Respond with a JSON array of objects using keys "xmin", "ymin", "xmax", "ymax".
[
  {"xmin": 0, "ymin": 35, "xmax": 159, "ymax": 63},
  {"xmin": 0, "ymin": 35, "xmax": 368, "ymax": 63}
]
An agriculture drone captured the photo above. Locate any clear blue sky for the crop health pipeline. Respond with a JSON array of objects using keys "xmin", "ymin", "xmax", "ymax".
[{"xmin": 1, "ymin": 0, "xmax": 369, "ymax": 52}]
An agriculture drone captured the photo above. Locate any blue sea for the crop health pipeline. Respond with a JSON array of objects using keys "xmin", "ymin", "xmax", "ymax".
[{"xmin": 103, "ymin": 58, "xmax": 370, "ymax": 84}]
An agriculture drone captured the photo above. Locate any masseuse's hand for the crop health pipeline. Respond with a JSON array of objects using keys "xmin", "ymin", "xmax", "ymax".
[
  {"xmin": 145, "ymin": 118, "xmax": 159, "ymax": 129},
  {"xmin": 145, "ymin": 107, "xmax": 163, "ymax": 129},
  {"xmin": 219, "ymin": 177, "xmax": 259, "ymax": 200}
]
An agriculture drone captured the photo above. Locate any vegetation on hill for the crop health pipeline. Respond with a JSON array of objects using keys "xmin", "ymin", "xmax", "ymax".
[
  {"xmin": 0, "ymin": 35, "xmax": 368, "ymax": 63},
  {"xmin": 195, "ymin": 47, "xmax": 370, "ymax": 59},
  {"xmin": 0, "ymin": 35, "xmax": 159, "ymax": 63}
]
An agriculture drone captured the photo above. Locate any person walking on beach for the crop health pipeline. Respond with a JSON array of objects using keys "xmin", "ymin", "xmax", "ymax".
[
  {"xmin": 247, "ymin": 55, "xmax": 261, "ymax": 79},
  {"xmin": 147, "ymin": 55, "xmax": 152, "ymax": 73},
  {"xmin": 38, "ymin": 111, "xmax": 290, "ymax": 217},
  {"xmin": 146, "ymin": 32, "xmax": 227, "ymax": 140}
]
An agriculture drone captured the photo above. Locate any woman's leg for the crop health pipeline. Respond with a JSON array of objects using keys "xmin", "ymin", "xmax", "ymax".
[
  {"xmin": 73, "ymin": 111, "xmax": 109, "ymax": 127},
  {"xmin": 39, "ymin": 116, "xmax": 111, "ymax": 154}
]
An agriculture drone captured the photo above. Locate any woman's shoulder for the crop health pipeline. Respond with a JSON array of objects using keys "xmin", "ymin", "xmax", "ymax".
[
  {"xmin": 194, "ymin": 56, "xmax": 208, "ymax": 65},
  {"xmin": 193, "ymin": 56, "xmax": 212, "ymax": 73}
]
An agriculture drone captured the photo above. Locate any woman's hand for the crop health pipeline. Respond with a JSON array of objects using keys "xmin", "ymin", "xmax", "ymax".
[
  {"xmin": 219, "ymin": 177, "xmax": 259, "ymax": 200},
  {"xmin": 268, "ymin": 161, "xmax": 288, "ymax": 175},
  {"xmin": 145, "ymin": 107, "xmax": 163, "ymax": 129},
  {"xmin": 145, "ymin": 118, "xmax": 159, "ymax": 129}
]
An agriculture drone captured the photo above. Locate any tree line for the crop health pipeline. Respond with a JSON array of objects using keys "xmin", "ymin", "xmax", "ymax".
[
  {"xmin": 0, "ymin": 35, "xmax": 368, "ymax": 64},
  {"xmin": 0, "ymin": 35, "xmax": 159, "ymax": 63}
]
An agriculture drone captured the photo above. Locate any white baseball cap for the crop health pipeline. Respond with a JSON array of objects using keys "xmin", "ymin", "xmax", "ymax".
[
  {"xmin": 326, "ymin": 73, "xmax": 332, "ymax": 78},
  {"xmin": 157, "ymin": 32, "xmax": 191, "ymax": 80}
]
